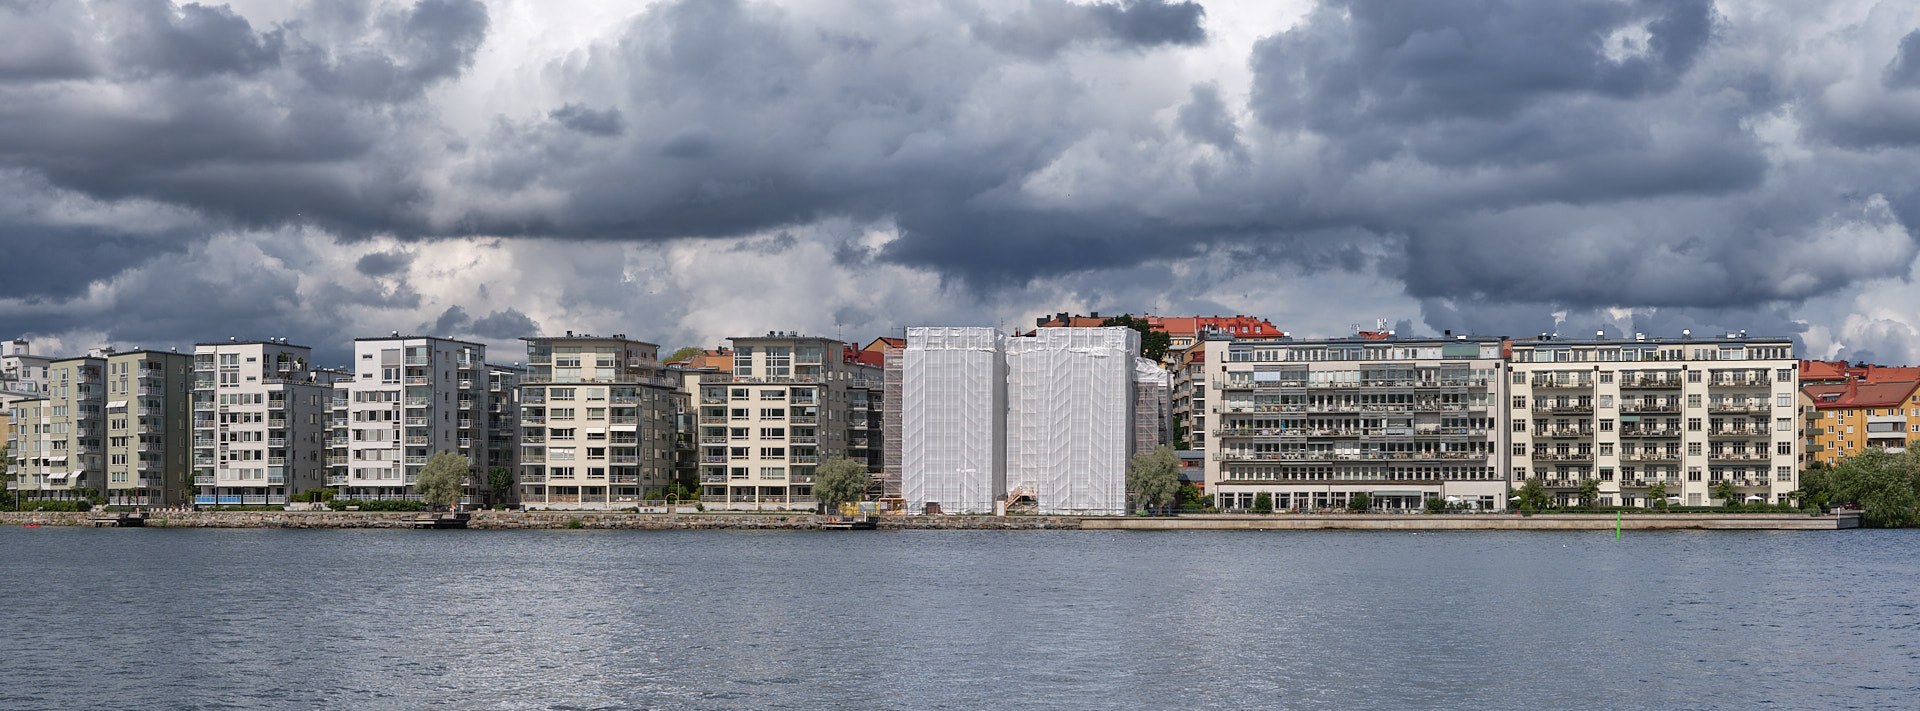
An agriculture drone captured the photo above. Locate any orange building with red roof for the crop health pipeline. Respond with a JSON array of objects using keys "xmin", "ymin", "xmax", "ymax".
[
  {"xmin": 1803, "ymin": 378, "xmax": 1920, "ymax": 466},
  {"xmin": 1030, "ymin": 312, "xmax": 1286, "ymax": 359}
]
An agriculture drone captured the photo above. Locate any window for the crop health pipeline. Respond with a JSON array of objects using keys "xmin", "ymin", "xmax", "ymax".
[
  {"xmin": 1513, "ymin": 397, "xmax": 1527, "ymax": 409},
  {"xmin": 550, "ymin": 428, "xmax": 576, "ymax": 440},
  {"xmin": 1777, "ymin": 368, "xmax": 1793, "ymax": 381},
  {"xmin": 1512, "ymin": 373, "xmax": 1524, "ymax": 384},
  {"xmin": 1688, "ymin": 466, "xmax": 1702, "ymax": 482},
  {"xmin": 1776, "ymin": 418, "xmax": 1790, "ymax": 431},
  {"xmin": 759, "ymin": 408, "xmax": 786, "ymax": 418},
  {"xmin": 586, "ymin": 447, "xmax": 605, "ymax": 458},
  {"xmin": 1777, "ymin": 466, "xmax": 1791, "ymax": 482},
  {"xmin": 761, "ymin": 389, "xmax": 785, "ymax": 400},
  {"xmin": 730, "ymin": 408, "xmax": 749, "ymax": 419},
  {"xmin": 1777, "ymin": 394, "xmax": 1792, "ymax": 408},
  {"xmin": 760, "ymin": 427, "xmax": 785, "ymax": 438},
  {"xmin": 550, "ymin": 408, "xmax": 575, "ymax": 419},
  {"xmin": 731, "ymin": 467, "xmax": 749, "ymax": 479},
  {"xmin": 760, "ymin": 447, "xmax": 786, "ymax": 458},
  {"xmin": 760, "ymin": 467, "xmax": 785, "ymax": 479},
  {"xmin": 731, "ymin": 388, "xmax": 749, "ymax": 399},
  {"xmin": 549, "ymin": 467, "xmax": 574, "ymax": 479},
  {"xmin": 1598, "ymin": 395, "xmax": 1613, "ymax": 408},
  {"xmin": 1599, "ymin": 443, "xmax": 1613, "ymax": 456},
  {"xmin": 549, "ymin": 447, "xmax": 575, "ymax": 460},
  {"xmin": 550, "ymin": 388, "xmax": 575, "ymax": 400},
  {"xmin": 729, "ymin": 447, "xmax": 749, "ymax": 457},
  {"xmin": 1599, "ymin": 419, "xmax": 1614, "ymax": 432},
  {"xmin": 1513, "ymin": 443, "xmax": 1526, "ymax": 455},
  {"xmin": 730, "ymin": 427, "xmax": 750, "ymax": 439},
  {"xmin": 1687, "ymin": 442, "xmax": 1702, "ymax": 456},
  {"xmin": 1513, "ymin": 421, "xmax": 1527, "ymax": 432},
  {"xmin": 1688, "ymin": 371, "xmax": 1702, "ymax": 383},
  {"xmin": 1599, "ymin": 467, "xmax": 1614, "ymax": 481},
  {"xmin": 1777, "ymin": 441, "xmax": 1792, "ymax": 455},
  {"xmin": 1688, "ymin": 418, "xmax": 1702, "ymax": 431},
  {"xmin": 1687, "ymin": 394, "xmax": 1702, "ymax": 408}
]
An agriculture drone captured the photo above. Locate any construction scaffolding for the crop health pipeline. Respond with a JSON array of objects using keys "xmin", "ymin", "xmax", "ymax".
[
  {"xmin": 1133, "ymin": 356, "xmax": 1172, "ymax": 456},
  {"xmin": 882, "ymin": 346, "xmax": 903, "ymax": 499},
  {"xmin": 1006, "ymin": 327, "xmax": 1137, "ymax": 516},
  {"xmin": 901, "ymin": 327, "xmax": 1007, "ymax": 514}
]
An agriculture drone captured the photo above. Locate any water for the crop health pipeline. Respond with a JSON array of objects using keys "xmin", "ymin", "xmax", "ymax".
[{"xmin": 1, "ymin": 527, "xmax": 1915, "ymax": 710}]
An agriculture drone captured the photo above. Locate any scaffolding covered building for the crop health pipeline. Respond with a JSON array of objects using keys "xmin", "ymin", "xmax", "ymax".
[
  {"xmin": 1006, "ymin": 327, "xmax": 1138, "ymax": 515},
  {"xmin": 900, "ymin": 327, "xmax": 1007, "ymax": 514}
]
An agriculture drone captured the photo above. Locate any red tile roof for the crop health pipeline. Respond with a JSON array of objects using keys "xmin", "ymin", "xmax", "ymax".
[
  {"xmin": 1033, "ymin": 313, "xmax": 1285, "ymax": 338},
  {"xmin": 1809, "ymin": 380, "xmax": 1920, "ymax": 409}
]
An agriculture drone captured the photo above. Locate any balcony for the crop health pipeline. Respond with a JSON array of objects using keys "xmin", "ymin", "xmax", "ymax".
[
  {"xmin": 268, "ymin": 437, "xmax": 286, "ymax": 447},
  {"xmin": 1621, "ymin": 452, "xmax": 1681, "ymax": 462},
  {"xmin": 1621, "ymin": 377, "xmax": 1682, "ymax": 389},
  {"xmin": 700, "ymin": 473, "xmax": 729, "ymax": 484},
  {"xmin": 194, "ymin": 361, "xmax": 217, "ymax": 372},
  {"xmin": 267, "ymin": 474, "xmax": 285, "ymax": 485},
  {"xmin": 404, "ymin": 456, "xmax": 428, "ymax": 465},
  {"xmin": 1711, "ymin": 377, "xmax": 1771, "ymax": 388},
  {"xmin": 1530, "ymin": 377, "xmax": 1594, "ymax": 389},
  {"xmin": 404, "ymin": 376, "xmax": 429, "ymax": 386},
  {"xmin": 326, "ymin": 456, "xmax": 348, "ymax": 466},
  {"xmin": 1621, "ymin": 403, "xmax": 1680, "ymax": 414},
  {"xmin": 1708, "ymin": 403, "xmax": 1764, "ymax": 414},
  {"xmin": 458, "ymin": 400, "xmax": 475, "ymax": 410},
  {"xmin": 699, "ymin": 436, "xmax": 728, "ymax": 445},
  {"xmin": 701, "ymin": 455, "xmax": 728, "ymax": 464},
  {"xmin": 790, "ymin": 416, "xmax": 818, "ymax": 424},
  {"xmin": 268, "ymin": 457, "xmax": 286, "ymax": 466},
  {"xmin": 522, "ymin": 416, "xmax": 546, "ymax": 425},
  {"xmin": 789, "ymin": 436, "xmax": 818, "ymax": 445},
  {"xmin": 194, "ymin": 402, "xmax": 216, "ymax": 411},
  {"xmin": 1534, "ymin": 429, "xmax": 1595, "ymax": 438},
  {"xmin": 1532, "ymin": 404, "xmax": 1593, "ymax": 415},
  {"xmin": 1708, "ymin": 451, "xmax": 1769, "ymax": 461},
  {"xmin": 788, "ymin": 455, "xmax": 820, "ymax": 464},
  {"xmin": 267, "ymin": 419, "xmax": 286, "ymax": 428},
  {"xmin": 1619, "ymin": 427, "xmax": 1679, "ymax": 438},
  {"xmin": 610, "ymin": 415, "xmax": 638, "ymax": 424},
  {"xmin": 521, "ymin": 435, "xmax": 546, "ymax": 443},
  {"xmin": 194, "ymin": 476, "xmax": 217, "ymax": 486},
  {"xmin": 1530, "ymin": 452, "xmax": 1594, "ymax": 462},
  {"xmin": 1709, "ymin": 427, "xmax": 1767, "ymax": 438},
  {"xmin": 405, "ymin": 436, "xmax": 430, "ymax": 445},
  {"xmin": 612, "ymin": 395, "xmax": 639, "ymax": 404},
  {"xmin": 406, "ymin": 398, "xmax": 431, "ymax": 407},
  {"xmin": 611, "ymin": 455, "xmax": 639, "ymax": 465},
  {"xmin": 328, "ymin": 475, "xmax": 349, "ymax": 486}
]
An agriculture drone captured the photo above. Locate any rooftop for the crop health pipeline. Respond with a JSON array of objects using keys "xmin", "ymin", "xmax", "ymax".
[{"xmin": 353, "ymin": 334, "xmax": 486, "ymax": 348}]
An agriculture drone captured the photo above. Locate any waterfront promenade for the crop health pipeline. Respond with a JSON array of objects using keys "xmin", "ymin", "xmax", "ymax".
[{"xmin": 0, "ymin": 511, "xmax": 1859, "ymax": 530}]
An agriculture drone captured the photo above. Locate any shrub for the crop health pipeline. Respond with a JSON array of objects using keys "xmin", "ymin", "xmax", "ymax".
[
  {"xmin": 1252, "ymin": 492, "xmax": 1273, "ymax": 514},
  {"xmin": 566, "ymin": 517, "xmax": 584, "ymax": 529},
  {"xmin": 1424, "ymin": 497, "xmax": 1447, "ymax": 514}
]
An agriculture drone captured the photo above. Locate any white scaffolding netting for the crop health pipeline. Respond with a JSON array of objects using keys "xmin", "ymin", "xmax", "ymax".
[
  {"xmin": 901, "ymin": 327, "xmax": 1007, "ymax": 514},
  {"xmin": 1006, "ymin": 327, "xmax": 1137, "ymax": 515}
]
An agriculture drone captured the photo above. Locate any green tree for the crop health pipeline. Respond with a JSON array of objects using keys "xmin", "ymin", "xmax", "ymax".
[
  {"xmin": 1791, "ymin": 462, "xmax": 1834, "ymax": 511},
  {"xmin": 1127, "ymin": 445, "xmax": 1181, "ymax": 514},
  {"xmin": 1578, "ymin": 478, "xmax": 1601, "ymax": 509},
  {"xmin": 666, "ymin": 346, "xmax": 703, "ymax": 363},
  {"xmin": 1252, "ymin": 492, "xmax": 1273, "ymax": 514},
  {"xmin": 1177, "ymin": 482, "xmax": 1206, "ymax": 510},
  {"xmin": 1825, "ymin": 447, "xmax": 1920, "ymax": 528},
  {"xmin": 416, "ymin": 451, "xmax": 470, "ymax": 511},
  {"xmin": 1647, "ymin": 482, "xmax": 1669, "ymax": 511},
  {"xmin": 1347, "ymin": 492, "xmax": 1371, "ymax": 512},
  {"xmin": 1424, "ymin": 496, "xmax": 1447, "ymax": 514},
  {"xmin": 1101, "ymin": 315, "xmax": 1172, "ymax": 362},
  {"xmin": 813, "ymin": 456, "xmax": 869, "ymax": 515},
  {"xmin": 1712, "ymin": 480, "xmax": 1739, "ymax": 508},
  {"xmin": 1514, "ymin": 479, "xmax": 1550, "ymax": 511},
  {"xmin": 487, "ymin": 466, "xmax": 514, "ymax": 507}
]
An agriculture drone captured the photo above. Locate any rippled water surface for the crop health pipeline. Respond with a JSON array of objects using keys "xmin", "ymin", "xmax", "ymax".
[{"xmin": 2, "ymin": 527, "xmax": 1916, "ymax": 710}]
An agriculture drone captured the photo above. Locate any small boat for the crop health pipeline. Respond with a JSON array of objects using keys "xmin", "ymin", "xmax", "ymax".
[{"xmin": 22, "ymin": 525, "xmax": 40, "ymax": 528}]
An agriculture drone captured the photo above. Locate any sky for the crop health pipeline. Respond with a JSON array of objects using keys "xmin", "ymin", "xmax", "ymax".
[{"xmin": 4, "ymin": 0, "xmax": 1920, "ymax": 368}]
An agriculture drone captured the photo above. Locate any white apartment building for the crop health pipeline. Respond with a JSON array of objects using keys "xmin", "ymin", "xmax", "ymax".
[
  {"xmin": 103, "ymin": 350, "xmax": 194, "ymax": 507},
  {"xmin": 694, "ymin": 332, "xmax": 883, "ymax": 508},
  {"xmin": 1506, "ymin": 332, "xmax": 1799, "ymax": 506},
  {"xmin": 193, "ymin": 340, "xmax": 337, "ymax": 507},
  {"xmin": 328, "ymin": 336, "xmax": 508, "ymax": 504},
  {"xmin": 518, "ymin": 334, "xmax": 685, "ymax": 509},
  {"xmin": 2, "ymin": 339, "xmax": 53, "ymax": 396},
  {"xmin": 900, "ymin": 327, "xmax": 1008, "ymax": 515},
  {"xmin": 1201, "ymin": 335, "xmax": 1509, "ymax": 511},
  {"xmin": 6, "ymin": 349, "xmax": 110, "ymax": 504}
]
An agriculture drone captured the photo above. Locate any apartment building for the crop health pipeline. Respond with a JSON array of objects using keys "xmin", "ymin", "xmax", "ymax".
[
  {"xmin": 1506, "ymin": 333, "xmax": 1799, "ymax": 507},
  {"xmin": 102, "ymin": 350, "xmax": 194, "ymax": 506},
  {"xmin": 693, "ymin": 332, "xmax": 882, "ymax": 507},
  {"xmin": 1801, "ymin": 379, "xmax": 1920, "ymax": 466},
  {"xmin": 2, "ymin": 339, "xmax": 53, "ymax": 396},
  {"xmin": 517, "ymin": 334, "xmax": 685, "ymax": 509},
  {"xmin": 1170, "ymin": 344, "xmax": 1208, "ymax": 451},
  {"xmin": 8, "ymin": 350, "xmax": 110, "ymax": 504},
  {"xmin": 864, "ymin": 336, "xmax": 906, "ymax": 501},
  {"xmin": 192, "ymin": 340, "xmax": 337, "ymax": 506},
  {"xmin": 1201, "ymin": 335, "xmax": 1509, "ymax": 511},
  {"xmin": 327, "ymin": 336, "xmax": 512, "ymax": 504}
]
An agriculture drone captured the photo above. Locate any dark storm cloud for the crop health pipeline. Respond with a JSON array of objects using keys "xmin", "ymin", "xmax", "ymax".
[
  {"xmin": 355, "ymin": 249, "xmax": 413, "ymax": 277},
  {"xmin": 2, "ymin": 0, "xmax": 1920, "ymax": 359},
  {"xmin": 550, "ymin": 104, "xmax": 625, "ymax": 137},
  {"xmin": 0, "ymin": 223, "xmax": 191, "ymax": 301},
  {"xmin": 1884, "ymin": 30, "xmax": 1920, "ymax": 89},
  {"xmin": 972, "ymin": 0, "xmax": 1206, "ymax": 57}
]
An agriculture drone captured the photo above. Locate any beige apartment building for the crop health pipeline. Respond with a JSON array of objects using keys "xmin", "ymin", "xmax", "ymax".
[
  {"xmin": 1506, "ymin": 333, "xmax": 1799, "ymax": 506},
  {"xmin": 694, "ymin": 332, "xmax": 883, "ymax": 508},
  {"xmin": 328, "ymin": 336, "xmax": 516, "ymax": 504},
  {"xmin": 193, "ymin": 340, "xmax": 337, "ymax": 506},
  {"xmin": 7, "ymin": 350, "xmax": 109, "ymax": 504},
  {"xmin": 1201, "ymin": 335, "xmax": 1510, "ymax": 511},
  {"xmin": 2, "ymin": 339, "xmax": 53, "ymax": 396},
  {"xmin": 517, "ymin": 334, "xmax": 685, "ymax": 509},
  {"xmin": 102, "ymin": 350, "xmax": 194, "ymax": 506}
]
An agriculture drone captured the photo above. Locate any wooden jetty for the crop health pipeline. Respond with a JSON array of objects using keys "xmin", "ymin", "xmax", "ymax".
[
  {"xmin": 86, "ymin": 512, "xmax": 145, "ymax": 527},
  {"xmin": 408, "ymin": 512, "xmax": 471, "ymax": 529},
  {"xmin": 820, "ymin": 516, "xmax": 877, "ymax": 531}
]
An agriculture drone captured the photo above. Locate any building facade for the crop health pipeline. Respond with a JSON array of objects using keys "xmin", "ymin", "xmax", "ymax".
[
  {"xmin": 1, "ymin": 339, "xmax": 53, "ymax": 396},
  {"xmin": 1201, "ymin": 336, "xmax": 1509, "ymax": 511},
  {"xmin": 328, "ymin": 336, "xmax": 509, "ymax": 504},
  {"xmin": 517, "ymin": 334, "xmax": 684, "ymax": 509},
  {"xmin": 1507, "ymin": 334, "xmax": 1800, "ymax": 506},
  {"xmin": 693, "ymin": 333, "xmax": 882, "ymax": 507},
  {"xmin": 1006, "ymin": 327, "xmax": 1140, "ymax": 515},
  {"xmin": 1800, "ymin": 380, "xmax": 1920, "ymax": 467},
  {"xmin": 192, "ymin": 341, "xmax": 336, "ymax": 507},
  {"xmin": 9, "ymin": 351, "xmax": 109, "ymax": 504},
  {"xmin": 103, "ymin": 350, "xmax": 194, "ymax": 507}
]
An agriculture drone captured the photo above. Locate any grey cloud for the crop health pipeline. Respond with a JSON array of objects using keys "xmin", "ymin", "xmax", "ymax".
[
  {"xmin": 469, "ymin": 308, "xmax": 538, "ymax": 340},
  {"xmin": 973, "ymin": 0, "xmax": 1205, "ymax": 57},
  {"xmin": 291, "ymin": 0, "xmax": 489, "ymax": 102},
  {"xmin": 0, "ymin": 2, "xmax": 95, "ymax": 80},
  {"xmin": 355, "ymin": 249, "xmax": 413, "ymax": 276},
  {"xmin": 550, "ymin": 104, "xmax": 624, "ymax": 136},
  {"xmin": 1177, "ymin": 83, "xmax": 1242, "ymax": 155},
  {"xmin": 104, "ymin": 0, "xmax": 284, "ymax": 78},
  {"xmin": 425, "ymin": 304, "xmax": 470, "ymax": 334},
  {"xmin": 1885, "ymin": 30, "xmax": 1920, "ymax": 89}
]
